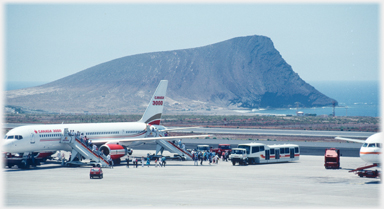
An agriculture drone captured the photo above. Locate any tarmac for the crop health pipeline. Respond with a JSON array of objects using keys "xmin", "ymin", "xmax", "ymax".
[{"xmin": 3, "ymin": 149, "xmax": 381, "ymax": 208}]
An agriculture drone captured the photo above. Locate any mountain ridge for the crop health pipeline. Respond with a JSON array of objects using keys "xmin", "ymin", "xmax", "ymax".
[{"xmin": 6, "ymin": 35, "xmax": 337, "ymax": 114}]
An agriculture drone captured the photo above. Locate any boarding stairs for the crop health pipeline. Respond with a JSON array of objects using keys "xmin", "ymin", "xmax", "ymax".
[
  {"xmin": 155, "ymin": 139, "xmax": 193, "ymax": 160},
  {"xmin": 60, "ymin": 129, "xmax": 109, "ymax": 167}
]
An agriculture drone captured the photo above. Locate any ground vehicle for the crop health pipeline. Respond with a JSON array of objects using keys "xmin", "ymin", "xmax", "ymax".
[
  {"xmin": 230, "ymin": 148, "xmax": 248, "ymax": 165},
  {"xmin": 231, "ymin": 143, "xmax": 300, "ymax": 165},
  {"xmin": 324, "ymin": 148, "xmax": 340, "ymax": 169},
  {"xmin": 90, "ymin": 166, "xmax": 103, "ymax": 179},
  {"xmin": 211, "ymin": 144, "xmax": 232, "ymax": 156},
  {"xmin": 4, "ymin": 151, "xmax": 56, "ymax": 169},
  {"xmin": 197, "ymin": 145, "xmax": 210, "ymax": 152}
]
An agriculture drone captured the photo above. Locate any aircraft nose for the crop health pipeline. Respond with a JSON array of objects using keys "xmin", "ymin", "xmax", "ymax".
[{"xmin": 3, "ymin": 140, "xmax": 16, "ymax": 153}]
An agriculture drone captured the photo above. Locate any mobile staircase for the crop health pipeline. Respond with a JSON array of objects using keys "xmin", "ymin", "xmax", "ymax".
[
  {"xmin": 60, "ymin": 128, "xmax": 109, "ymax": 167},
  {"xmin": 155, "ymin": 139, "xmax": 193, "ymax": 160}
]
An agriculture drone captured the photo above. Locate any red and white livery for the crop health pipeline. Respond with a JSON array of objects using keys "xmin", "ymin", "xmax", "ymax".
[{"xmin": 3, "ymin": 80, "xmax": 209, "ymax": 165}]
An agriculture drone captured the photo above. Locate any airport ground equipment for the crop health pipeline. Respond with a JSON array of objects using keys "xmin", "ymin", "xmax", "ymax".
[
  {"xmin": 230, "ymin": 143, "xmax": 300, "ymax": 166},
  {"xmin": 155, "ymin": 139, "xmax": 193, "ymax": 160},
  {"xmin": 197, "ymin": 145, "xmax": 210, "ymax": 152},
  {"xmin": 3, "ymin": 151, "xmax": 56, "ymax": 169},
  {"xmin": 349, "ymin": 164, "xmax": 380, "ymax": 178},
  {"xmin": 60, "ymin": 129, "xmax": 109, "ymax": 167},
  {"xmin": 324, "ymin": 148, "xmax": 340, "ymax": 169},
  {"xmin": 211, "ymin": 144, "xmax": 232, "ymax": 156}
]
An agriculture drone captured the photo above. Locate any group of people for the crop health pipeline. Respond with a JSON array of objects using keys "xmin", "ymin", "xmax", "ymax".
[
  {"xmin": 125, "ymin": 155, "xmax": 167, "ymax": 168},
  {"xmin": 190, "ymin": 150, "xmax": 230, "ymax": 166},
  {"xmin": 177, "ymin": 139, "xmax": 186, "ymax": 151}
]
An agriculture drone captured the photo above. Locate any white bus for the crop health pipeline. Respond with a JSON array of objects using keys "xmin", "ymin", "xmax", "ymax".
[{"xmin": 230, "ymin": 143, "xmax": 300, "ymax": 165}]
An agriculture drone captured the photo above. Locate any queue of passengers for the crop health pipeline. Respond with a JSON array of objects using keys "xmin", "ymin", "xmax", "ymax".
[{"xmin": 70, "ymin": 130, "xmax": 108, "ymax": 161}]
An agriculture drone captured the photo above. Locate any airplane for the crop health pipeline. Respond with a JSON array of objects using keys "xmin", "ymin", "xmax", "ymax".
[
  {"xmin": 3, "ymin": 80, "xmax": 209, "ymax": 167},
  {"xmin": 335, "ymin": 132, "xmax": 382, "ymax": 177}
]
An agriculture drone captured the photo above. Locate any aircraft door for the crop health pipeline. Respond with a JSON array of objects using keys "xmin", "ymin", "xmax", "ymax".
[{"xmin": 30, "ymin": 133, "xmax": 35, "ymax": 144}]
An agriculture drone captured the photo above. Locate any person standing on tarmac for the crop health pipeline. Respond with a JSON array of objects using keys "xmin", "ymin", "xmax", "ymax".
[
  {"xmin": 107, "ymin": 154, "xmax": 113, "ymax": 169},
  {"xmin": 146, "ymin": 157, "xmax": 150, "ymax": 168},
  {"xmin": 159, "ymin": 157, "xmax": 162, "ymax": 167},
  {"xmin": 126, "ymin": 156, "xmax": 129, "ymax": 168},
  {"xmin": 141, "ymin": 156, "xmax": 144, "ymax": 167},
  {"xmin": 161, "ymin": 156, "xmax": 166, "ymax": 167}
]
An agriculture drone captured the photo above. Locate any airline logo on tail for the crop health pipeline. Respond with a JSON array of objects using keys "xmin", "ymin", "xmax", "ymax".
[{"xmin": 139, "ymin": 80, "xmax": 168, "ymax": 126}]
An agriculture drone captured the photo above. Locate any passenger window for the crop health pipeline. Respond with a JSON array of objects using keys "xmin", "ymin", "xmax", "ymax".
[
  {"xmin": 295, "ymin": 147, "xmax": 299, "ymax": 153},
  {"xmin": 270, "ymin": 149, "xmax": 275, "ymax": 155},
  {"xmin": 260, "ymin": 146, "xmax": 264, "ymax": 151},
  {"xmin": 280, "ymin": 148, "xmax": 284, "ymax": 154},
  {"xmin": 252, "ymin": 146, "xmax": 259, "ymax": 153},
  {"xmin": 285, "ymin": 148, "xmax": 289, "ymax": 153}
]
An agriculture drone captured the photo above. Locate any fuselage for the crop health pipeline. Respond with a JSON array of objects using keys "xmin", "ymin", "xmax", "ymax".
[
  {"xmin": 3, "ymin": 122, "xmax": 156, "ymax": 153},
  {"xmin": 359, "ymin": 132, "xmax": 382, "ymax": 164}
]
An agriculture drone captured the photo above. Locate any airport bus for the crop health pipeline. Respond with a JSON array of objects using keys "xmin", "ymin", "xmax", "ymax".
[{"xmin": 230, "ymin": 143, "xmax": 300, "ymax": 165}]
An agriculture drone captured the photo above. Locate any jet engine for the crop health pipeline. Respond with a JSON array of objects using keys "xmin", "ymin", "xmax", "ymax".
[{"xmin": 99, "ymin": 144, "xmax": 131, "ymax": 164}]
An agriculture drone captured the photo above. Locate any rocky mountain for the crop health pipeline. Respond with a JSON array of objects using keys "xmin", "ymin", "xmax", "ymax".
[{"xmin": 6, "ymin": 35, "xmax": 337, "ymax": 114}]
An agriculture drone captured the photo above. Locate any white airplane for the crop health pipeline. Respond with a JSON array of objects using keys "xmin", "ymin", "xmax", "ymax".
[
  {"xmin": 335, "ymin": 132, "xmax": 382, "ymax": 165},
  {"xmin": 3, "ymin": 80, "xmax": 209, "ymax": 165}
]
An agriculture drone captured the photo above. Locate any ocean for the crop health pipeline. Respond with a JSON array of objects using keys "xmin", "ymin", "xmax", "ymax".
[
  {"xmin": 242, "ymin": 81, "xmax": 380, "ymax": 117},
  {"xmin": 5, "ymin": 80, "xmax": 380, "ymax": 117}
]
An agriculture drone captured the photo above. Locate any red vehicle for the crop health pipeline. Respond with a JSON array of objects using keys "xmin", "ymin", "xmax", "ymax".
[
  {"xmin": 211, "ymin": 144, "xmax": 232, "ymax": 156},
  {"xmin": 324, "ymin": 148, "xmax": 340, "ymax": 169},
  {"xmin": 90, "ymin": 166, "xmax": 103, "ymax": 179}
]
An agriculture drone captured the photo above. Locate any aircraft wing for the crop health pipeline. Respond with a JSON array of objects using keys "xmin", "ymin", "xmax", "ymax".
[
  {"xmin": 94, "ymin": 134, "xmax": 211, "ymax": 145},
  {"xmin": 335, "ymin": 136, "xmax": 366, "ymax": 143},
  {"xmin": 160, "ymin": 127, "xmax": 201, "ymax": 132}
]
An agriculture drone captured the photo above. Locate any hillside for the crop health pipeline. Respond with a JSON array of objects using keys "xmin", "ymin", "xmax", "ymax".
[{"xmin": 6, "ymin": 35, "xmax": 336, "ymax": 114}]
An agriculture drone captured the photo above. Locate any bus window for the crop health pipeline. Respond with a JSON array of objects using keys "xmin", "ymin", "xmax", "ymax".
[
  {"xmin": 252, "ymin": 146, "xmax": 259, "ymax": 153},
  {"xmin": 280, "ymin": 148, "xmax": 284, "ymax": 154},
  {"xmin": 270, "ymin": 149, "xmax": 275, "ymax": 155},
  {"xmin": 285, "ymin": 148, "xmax": 289, "ymax": 153},
  {"xmin": 238, "ymin": 145, "xmax": 250, "ymax": 154},
  {"xmin": 295, "ymin": 147, "xmax": 299, "ymax": 153},
  {"xmin": 260, "ymin": 146, "xmax": 264, "ymax": 151}
]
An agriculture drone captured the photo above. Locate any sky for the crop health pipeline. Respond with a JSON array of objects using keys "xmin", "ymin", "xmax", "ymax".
[{"xmin": 4, "ymin": 2, "xmax": 380, "ymax": 84}]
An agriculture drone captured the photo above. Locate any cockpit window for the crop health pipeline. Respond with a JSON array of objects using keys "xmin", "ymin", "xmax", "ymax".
[
  {"xmin": 4, "ymin": 135, "xmax": 7, "ymax": 139},
  {"xmin": 7, "ymin": 135, "xmax": 14, "ymax": 140},
  {"xmin": 377, "ymin": 143, "xmax": 381, "ymax": 148},
  {"xmin": 368, "ymin": 143, "xmax": 376, "ymax": 147},
  {"xmin": 362, "ymin": 143, "xmax": 368, "ymax": 147},
  {"xmin": 15, "ymin": 135, "xmax": 23, "ymax": 140}
]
